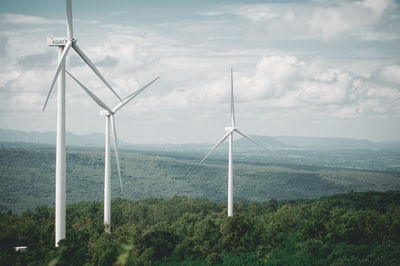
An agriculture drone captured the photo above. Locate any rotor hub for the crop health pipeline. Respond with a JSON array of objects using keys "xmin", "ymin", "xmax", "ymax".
[{"xmin": 100, "ymin": 110, "xmax": 112, "ymax": 116}]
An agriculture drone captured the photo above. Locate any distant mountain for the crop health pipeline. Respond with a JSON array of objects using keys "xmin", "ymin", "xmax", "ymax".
[
  {"xmin": 235, "ymin": 135, "xmax": 400, "ymax": 149},
  {"xmin": 1, "ymin": 128, "xmax": 399, "ymax": 150},
  {"xmin": 235, "ymin": 135, "xmax": 290, "ymax": 148},
  {"xmin": 0, "ymin": 128, "xmax": 130, "ymax": 147},
  {"xmin": 273, "ymin": 136, "xmax": 375, "ymax": 149}
]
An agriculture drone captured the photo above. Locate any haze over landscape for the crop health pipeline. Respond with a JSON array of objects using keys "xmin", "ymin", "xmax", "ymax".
[{"xmin": 0, "ymin": 0, "xmax": 399, "ymax": 144}]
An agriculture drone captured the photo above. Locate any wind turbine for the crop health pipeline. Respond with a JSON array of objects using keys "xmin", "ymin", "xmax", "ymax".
[
  {"xmin": 66, "ymin": 70, "xmax": 160, "ymax": 232},
  {"xmin": 43, "ymin": 0, "xmax": 122, "ymax": 247},
  {"xmin": 200, "ymin": 68, "xmax": 269, "ymax": 217}
]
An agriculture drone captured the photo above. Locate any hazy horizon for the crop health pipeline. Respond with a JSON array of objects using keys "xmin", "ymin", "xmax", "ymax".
[
  {"xmin": 0, "ymin": 0, "xmax": 399, "ymax": 144},
  {"xmin": 2, "ymin": 127, "xmax": 400, "ymax": 146}
]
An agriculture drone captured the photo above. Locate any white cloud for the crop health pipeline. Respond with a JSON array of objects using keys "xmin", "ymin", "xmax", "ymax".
[
  {"xmin": 282, "ymin": 11, "xmax": 295, "ymax": 22},
  {"xmin": 241, "ymin": 55, "xmax": 301, "ymax": 100},
  {"xmin": 237, "ymin": 55, "xmax": 358, "ymax": 109},
  {"xmin": 1, "ymin": 1, "xmax": 399, "ymax": 142},
  {"xmin": 132, "ymin": 52, "xmax": 400, "ymax": 126},
  {"xmin": 198, "ymin": 11, "xmax": 225, "ymax": 16},
  {"xmin": 362, "ymin": 0, "xmax": 396, "ymax": 16},
  {"xmin": 308, "ymin": 0, "xmax": 397, "ymax": 39},
  {"xmin": 197, "ymin": 0, "xmax": 399, "ymax": 43},
  {"xmin": 360, "ymin": 31, "xmax": 398, "ymax": 41},
  {"xmin": 309, "ymin": 5, "xmax": 354, "ymax": 39},
  {"xmin": 231, "ymin": 5, "xmax": 279, "ymax": 23},
  {"xmin": 0, "ymin": 70, "xmax": 19, "ymax": 87},
  {"xmin": 0, "ymin": 13, "xmax": 62, "ymax": 25},
  {"xmin": 83, "ymin": 42, "xmax": 157, "ymax": 76},
  {"xmin": 9, "ymin": 92, "xmax": 43, "ymax": 111},
  {"xmin": 7, "ymin": 70, "xmax": 49, "ymax": 93},
  {"xmin": 368, "ymin": 87, "xmax": 400, "ymax": 98},
  {"xmin": 299, "ymin": 68, "xmax": 356, "ymax": 106},
  {"xmin": 375, "ymin": 65, "xmax": 400, "ymax": 85},
  {"xmin": 200, "ymin": 4, "xmax": 279, "ymax": 22}
]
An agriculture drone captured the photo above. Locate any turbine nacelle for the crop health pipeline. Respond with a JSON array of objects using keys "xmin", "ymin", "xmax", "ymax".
[
  {"xmin": 47, "ymin": 37, "xmax": 76, "ymax": 47},
  {"xmin": 100, "ymin": 110, "xmax": 114, "ymax": 116},
  {"xmin": 225, "ymin": 127, "xmax": 236, "ymax": 132}
]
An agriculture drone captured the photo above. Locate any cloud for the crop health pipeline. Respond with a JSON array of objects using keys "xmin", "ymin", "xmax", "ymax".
[
  {"xmin": 9, "ymin": 92, "xmax": 43, "ymax": 111},
  {"xmin": 230, "ymin": 5, "xmax": 279, "ymax": 23},
  {"xmin": 0, "ymin": 13, "xmax": 62, "ymax": 25},
  {"xmin": 237, "ymin": 55, "xmax": 358, "ymax": 109},
  {"xmin": 374, "ymin": 65, "xmax": 400, "ymax": 85},
  {"xmin": 241, "ymin": 55, "xmax": 301, "ymax": 100},
  {"xmin": 308, "ymin": 0, "xmax": 397, "ymax": 39},
  {"xmin": 111, "ymin": 10, "xmax": 129, "ymax": 17},
  {"xmin": 1, "ymin": 3, "xmax": 399, "ymax": 142},
  {"xmin": 197, "ymin": 0, "xmax": 399, "ymax": 42},
  {"xmin": 198, "ymin": 11, "xmax": 225, "ymax": 16},
  {"xmin": 118, "ymin": 51, "xmax": 400, "ymax": 126},
  {"xmin": 0, "ymin": 70, "xmax": 19, "ymax": 87},
  {"xmin": 200, "ymin": 4, "xmax": 285, "ymax": 23},
  {"xmin": 336, "ymin": 87, "xmax": 400, "ymax": 119},
  {"xmin": 309, "ymin": 5, "xmax": 354, "ymax": 39},
  {"xmin": 85, "ymin": 38, "xmax": 159, "ymax": 74},
  {"xmin": 203, "ymin": 55, "xmax": 398, "ymax": 120},
  {"xmin": 368, "ymin": 86, "xmax": 400, "ymax": 99},
  {"xmin": 17, "ymin": 50, "xmax": 54, "ymax": 70},
  {"xmin": 66, "ymin": 41, "xmax": 159, "ymax": 98},
  {"xmin": 360, "ymin": 31, "xmax": 399, "ymax": 41},
  {"xmin": 95, "ymin": 55, "xmax": 119, "ymax": 68},
  {"xmin": 362, "ymin": 0, "xmax": 395, "ymax": 16}
]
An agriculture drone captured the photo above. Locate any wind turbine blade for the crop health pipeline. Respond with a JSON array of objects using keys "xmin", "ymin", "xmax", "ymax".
[
  {"xmin": 231, "ymin": 67, "xmax": 235, "ymax": 127},
  {"xmin": 42, "ymin": 40, "xmax": 72, "ymax": 111},
  {"xmin": 113, "ymin": 76, "xmax": 161, "ymax": 113},
  {"xmin": 72, "ymin": 43, "xmax": 123, "ymax": 102},
  {"xmin": 200, "ymin": 129, "xmax": 233, "ymax": 164},
  {"xmin": 66, "ymin": 0, "xmax": 73, "ymax": 39},
  {"xmin": 110, "ymin": 115, "xmax": 123, "ymax": 192},
  {"xmin": 234, "ymin": 128, "xmax": 269, "ymax": 151},
  {"xmin": 65, "ymin": 70, "xmax": 113, "ymax": 114}
]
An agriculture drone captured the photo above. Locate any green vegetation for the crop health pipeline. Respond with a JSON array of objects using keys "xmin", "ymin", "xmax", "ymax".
[
  {"xmin": 0, "ymin": 191, "xmax": 399, "ymax": 265},
  {"xmin": 1, "ymin": 143, "xmax": 399, "ymax": 214},
  {"xmin": 1, "ymin": 143, "xmax": 399, "ymax": 264}
]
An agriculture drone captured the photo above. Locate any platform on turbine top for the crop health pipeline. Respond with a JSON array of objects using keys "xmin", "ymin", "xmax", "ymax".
[{"xmin": 47, "ymin": 38, "xmax": 68, "ymax": 46}]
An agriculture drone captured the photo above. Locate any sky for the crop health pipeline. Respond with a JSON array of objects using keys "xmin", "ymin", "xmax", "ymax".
[{"xmin": 0, "ymin": 0, "xmax": 399, "ymax": 144}]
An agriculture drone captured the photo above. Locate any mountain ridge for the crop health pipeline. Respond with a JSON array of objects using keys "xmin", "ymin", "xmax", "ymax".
[
  {"xmin": 0, "ymin": 128, "xmax": 130, "ymax": 147},
  {"xmin": 1, "ymin": 128, "xmax": 399, "ymax": 149}
]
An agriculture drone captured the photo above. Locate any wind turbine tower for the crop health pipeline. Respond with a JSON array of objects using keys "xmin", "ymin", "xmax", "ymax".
[
  {"xmin": 200, "ymin": 68, "xmax": 269, "ymax": 217},
  {"xmin": 44, "ymin": 0, "xmax": 122, "ymax": 246},
  {"xmin": 67, "ymin": 71, "xmax": 160, "ymax": 232},
  {"xmin": 51, "ymin": 43, "xmax": 66, "ymax": 247}
]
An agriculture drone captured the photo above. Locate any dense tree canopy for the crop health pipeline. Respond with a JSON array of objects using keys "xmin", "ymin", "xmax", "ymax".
[{"xmin": 1, "ymin": 190, "xmax": 399, "ymax": 265}]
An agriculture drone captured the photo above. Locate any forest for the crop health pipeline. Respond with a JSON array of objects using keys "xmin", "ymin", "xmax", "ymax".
[
  {"xmin": 1, "ymin": 142, "xmax": 400, "ymax": 264},
  {"xmin": 0, "ymin": 190, "xmax": 399, "ymax": 265}
]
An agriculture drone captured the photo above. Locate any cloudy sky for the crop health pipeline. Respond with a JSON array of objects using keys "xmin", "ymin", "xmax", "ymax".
[{"xmin": 0, "ymin": 0, "xmax": 399, "ymax": 144}]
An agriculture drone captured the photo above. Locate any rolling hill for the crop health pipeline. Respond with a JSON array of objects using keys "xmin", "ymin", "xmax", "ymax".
[{"xmin": 1, "ymin": 142, "xmax": 399, "ymax": 214}]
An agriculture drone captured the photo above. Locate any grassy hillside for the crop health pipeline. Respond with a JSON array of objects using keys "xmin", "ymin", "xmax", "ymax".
[{"xmin": 1, "ymin": 143, "xmax": 399, "ymax": 214}]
